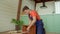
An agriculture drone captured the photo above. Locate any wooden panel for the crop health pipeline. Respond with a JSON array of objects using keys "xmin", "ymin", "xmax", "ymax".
[
  {"xmin": 0, "ymin": 0, "xmax": 18, "ymax": 32},
  {"xmin": 22, "ymin": 25, "xmax": 36, "ymax": 34},
  {"xmin": 35, "ymin": 0, "xmax": 54, "ymax": 3}
]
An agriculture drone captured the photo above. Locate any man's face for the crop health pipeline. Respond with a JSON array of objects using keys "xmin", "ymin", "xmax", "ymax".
[{"xmin": 24, "ymin": 10, "xmax": 29, "ymax": 14}]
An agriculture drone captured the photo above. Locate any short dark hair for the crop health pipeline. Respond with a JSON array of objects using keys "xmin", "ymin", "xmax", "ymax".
[{"xmin": 22, "ymin": 6, "xmax": 29, "ymax": 12}]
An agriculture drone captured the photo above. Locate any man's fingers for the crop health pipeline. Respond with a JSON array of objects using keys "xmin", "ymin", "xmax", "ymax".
[{"xmin": 21, "ymin": 31, "xmax": 29, "ymax": 34}]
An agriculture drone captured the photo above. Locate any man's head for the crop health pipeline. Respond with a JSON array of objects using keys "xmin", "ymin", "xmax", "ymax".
[{"xmin": 22, "ymin": 6, "xmax": 30, "ymax": 14}]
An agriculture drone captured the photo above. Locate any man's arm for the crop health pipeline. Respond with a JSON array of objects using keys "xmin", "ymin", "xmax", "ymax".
[
  {"xmin": 28, "ymin": 18, "xmax": 32, "ymax": 25},
  {"xmin": 27, "ymin": 17, "xmax": 36, "ymax": 31}
]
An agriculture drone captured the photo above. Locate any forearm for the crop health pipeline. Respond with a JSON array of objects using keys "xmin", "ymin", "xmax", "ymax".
[
  {"xmin": 28, "ymin": 20, "xmax": 36, "ymax": 29},
  {"xmin": 28, "ymin": 18, "xmax": 31, "ymax": 25},
  {"xmin": 27, "ymin": 17, "xmax": 36, "ymax": 31}
]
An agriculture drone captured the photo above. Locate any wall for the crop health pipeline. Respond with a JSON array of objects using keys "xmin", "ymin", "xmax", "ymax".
[
  {"xmin": 0, "ymin": 0, "xmax": 60, "ymax": 33},
  {"xmin": 21, "ymin": 14, "xmax": 60, "ymax": 33},
  {"xmin": 36, "ymin": 1, "xmax": 55, "ymax": 15},
  {"xmin": 20, "ymin": 0, "xmax": 35, "ymax": 24},
  {"xmin": 0, "ymin": 0, "xmax": 35, "ymax": 32},
  {"xmin": 0, "ymin": 0, "xmax": 19, "ymax": 32},
  {"xmin": 21, "ymin": 0, "xmax": 35, "ymax": 13},
  {"xmin": 21, "ymin": 1, "xmax": 60, "ymax": 33}
]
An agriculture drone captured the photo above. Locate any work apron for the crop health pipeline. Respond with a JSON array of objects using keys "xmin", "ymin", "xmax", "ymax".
[{"xmin": 28, "ymin": 14, "xmax": 45, "ymax": 34}]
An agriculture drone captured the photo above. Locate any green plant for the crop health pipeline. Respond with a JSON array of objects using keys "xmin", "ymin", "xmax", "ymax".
[{"xmin": 11, "ymin": 19, "xmax": 24, "ymax": 30}]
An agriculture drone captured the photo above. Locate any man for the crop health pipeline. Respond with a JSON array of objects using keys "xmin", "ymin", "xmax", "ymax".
[{"xmin": 22, "ymin": 6, "xmax": 45, "ymax": 34}]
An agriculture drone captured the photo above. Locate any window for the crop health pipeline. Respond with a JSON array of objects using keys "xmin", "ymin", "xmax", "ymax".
[{"xmin": 55, "ymin": 1, "xmax": 60, "ymax": 14}]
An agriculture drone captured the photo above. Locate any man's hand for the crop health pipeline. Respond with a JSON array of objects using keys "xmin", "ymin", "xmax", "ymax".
[{"xmin": 27, "ymin": 27, "xmax": 30, "ymax": 32}]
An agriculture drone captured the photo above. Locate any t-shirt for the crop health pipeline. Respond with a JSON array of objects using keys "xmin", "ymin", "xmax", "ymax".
[{"xmin": 29, "ymin": 10, "xmax": 41, "ymax": 20}]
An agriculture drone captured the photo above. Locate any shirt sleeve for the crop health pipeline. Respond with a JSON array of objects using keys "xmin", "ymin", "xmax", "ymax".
[{"xmin": 30, "ymin": 11, "xmax": 36, "ymax": 17}]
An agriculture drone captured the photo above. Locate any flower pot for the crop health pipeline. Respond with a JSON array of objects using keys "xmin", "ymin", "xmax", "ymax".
[{"xmin": 15, "ymin": 25, "xmax": 20, "ymax": 31}]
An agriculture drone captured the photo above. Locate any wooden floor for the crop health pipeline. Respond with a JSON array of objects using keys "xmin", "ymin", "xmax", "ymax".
[
  {"xmin": 0, "ymin": 32, "xmax": 60, "ymax": 34},
  {"xmin": 0, "ymin": 31, "xmax": 60, "ymax": 34}
]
